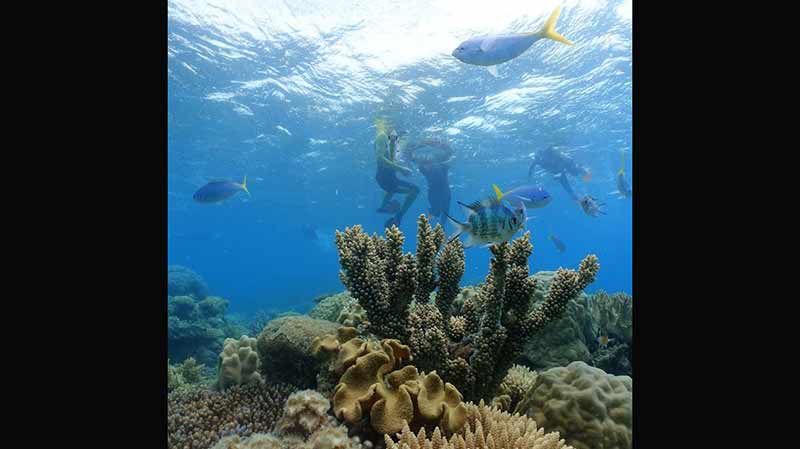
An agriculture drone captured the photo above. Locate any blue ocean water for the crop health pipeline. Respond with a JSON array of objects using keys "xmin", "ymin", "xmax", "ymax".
[{"xmin": 167, "ymin": 0, "xmax": 632, "ymax": 318}]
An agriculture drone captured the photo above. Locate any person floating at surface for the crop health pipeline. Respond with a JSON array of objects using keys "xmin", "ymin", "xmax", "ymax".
[
  {"xmin": 528, "ymin": 146, "xmax": 591, "ymax": 202},
  {"xmin": 374, "ymin": 120, "xmax": 419, "ymax": 229},
  {"xmin": 404, "ymin": 138, "xmax": 454, "ymax": 229}
]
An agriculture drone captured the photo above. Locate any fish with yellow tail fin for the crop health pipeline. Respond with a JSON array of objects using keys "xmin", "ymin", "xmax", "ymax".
[
  {"xmin": 452, "ymin": 5, "xmax": 574, "ymax": 73},
  {"xmin": 193, "ymin": 176, "xmax": 250, "ymax": 203},
  {"xmin": 492, "ymin": 183, "xmax": 553, "ymax": 209},
  {"xmin": 614, "ymin": 152, "xmax": 632, "ymax": 198},
  {"xmin": 447, "ymin": 196, "xmax": 527, "ymax": 248}
]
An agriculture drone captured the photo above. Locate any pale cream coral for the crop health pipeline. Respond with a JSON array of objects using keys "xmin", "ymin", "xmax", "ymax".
[
  {"xmin": 218, "ymin": 335, "xmax": 263, "ymax": 390},
  {"xmin": 277, "ymin": 389, "xmax": 335, "ymax": 437},
  {"xmin": 385, "ymin": 401, "xmax": 573, "ymax": 449},
  {"xmin": 492, "ymin": 365, "xmax": 536, "ymax": 411}
]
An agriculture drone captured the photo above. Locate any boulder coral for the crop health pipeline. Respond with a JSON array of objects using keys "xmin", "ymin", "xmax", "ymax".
[
  {"xmin": 168, "ymin": 265, "xmax": 210, "ymax": 299},
  {"xmin": 168, "ymin": 292, "xmax": 239, "ymax": 366},
  {"xmin": 218, "ymin": 335, "xmax": 263, "ymax": 390},
  {"xmin": 385, "ymin": 401, "xmax": 573, "ymax": 449},
  {"xmin": 256, "ymin": 316, "xmax": 340, "ymax": 387},
  {"xmin": 514, "ymin": 361, "xmax": 632, "ymax": 449}
]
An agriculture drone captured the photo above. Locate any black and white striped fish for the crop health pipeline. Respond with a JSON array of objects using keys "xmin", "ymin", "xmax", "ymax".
[{"xmin": 447, "ymin": 196, "xmax": 527, "ymax": 248}]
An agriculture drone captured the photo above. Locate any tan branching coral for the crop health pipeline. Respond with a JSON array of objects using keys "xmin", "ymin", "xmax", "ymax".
[
  {"xmin": 218, "ymin": 336, "xmax": 263, "ymax": 390},
  {"xmin": 213, "ymin": 425, "xmax": 366, "ymax": 449},
  {"xmin": 491, "ymin": 365, "xmax": 536, "ymax": 412},
  {"xmin": 515, "ymin": 362, "xmax": 631, "ymax": 449},
  {"xmin": 334, "ymin": 215, "xmax": 464, "ymax": 343},
  {"xmin": 385, "ymin": 401, "xmax": 573, "ymax": 449},
  {"xmin": 336, "ymin": 219, "xmax": 599, "ymax": 405},
  {"xmin": 277, "ymin": 390, "xmax": 335, "ymax": 437}
]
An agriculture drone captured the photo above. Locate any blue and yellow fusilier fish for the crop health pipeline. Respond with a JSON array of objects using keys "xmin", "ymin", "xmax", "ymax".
[
  {"xmin": 452, "ymin": 5, "xmax": 573, "ymax": 74},
  {"xmin": 193, "ymin": 176, "xmax": 250, "ymax": 203},
  {"xmin": 493, "ymin": 183, "xmax": 552, "ymax": 209},
  {"xmin": 614, "ymin": 152, "xmax": 632, "ymax": 198},
  {"xmin": 447, "ymin": 196, "xmax": 527, "ymax": 248}
]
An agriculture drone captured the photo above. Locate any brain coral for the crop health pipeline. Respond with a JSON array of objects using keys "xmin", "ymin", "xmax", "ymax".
[
  {"xmin": 256, "ymin": 316, "xmax": 340, "ymax": 387},
  {"xmin": 514, "ymin": 362, "xmax": 631, "ymax": 449},
  {"xmin": 168, "ymin": 265, "xmax": 210, "ymax": 299}
]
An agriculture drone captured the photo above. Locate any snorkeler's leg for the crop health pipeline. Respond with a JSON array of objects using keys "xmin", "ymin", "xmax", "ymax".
[
  {"xmin": 393, "ymin": 180, "xmax": 420, "ymax": 224},
  {"xmin": 377, "ymin": 191, "xmax": 397, "ymax": 213},
  {"xmin": 558, "ymin": 174, "xmax": 579, "ymax": 201}
]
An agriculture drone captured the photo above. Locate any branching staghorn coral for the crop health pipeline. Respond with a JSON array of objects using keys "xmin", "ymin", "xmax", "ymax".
[
  {"xmin": 335, "ymin": 218, "xmax": 599, "ymax": 403},
  {"xmin": 334, "ymin": 215, "xmax": 464, "ymax": 342}
]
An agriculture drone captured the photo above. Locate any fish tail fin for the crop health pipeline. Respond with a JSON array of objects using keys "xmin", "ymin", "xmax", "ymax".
[
  {"xmin": 446, "ymin": 214, "xmax": 471, "ymax": 243},
  {"xmin": 492, "ymin": 183, "xmax": 505, "ymax": 200},
  {"xmin": 619, "ymin": 151, "xmax": 625, "ymax": 175},
  {"xmin": 537, "ymin": 5, "xmax": 574, "ymax": 46},
  {"xmin": 241, "ymin": 175, "xmax": 251, "ymax": 196}
]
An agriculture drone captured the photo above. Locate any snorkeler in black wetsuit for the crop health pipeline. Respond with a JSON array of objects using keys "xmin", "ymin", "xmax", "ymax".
[
  {"xmin": 528, "ymin": 146, "xmax": 592, "ymax": 201},
  {"xmin": 375, "ymin": 128, "xmax": 419, "ymax": 229},
  {"xmin": 405, "ymin": 138, "xmax": 454, "ymax": 229}
]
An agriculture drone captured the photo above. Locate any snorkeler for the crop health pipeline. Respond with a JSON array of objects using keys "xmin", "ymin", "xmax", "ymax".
[
  {"xmin": 404, "ymin": 138, "xmax": 454, "ymax": 229},
  {"xmin": 374, "ymin": 124, "xmax": 419, "ymax": 229},
  {"xmin": 528, "ymin": 146, "xmax": 591, "ymax": 202}
]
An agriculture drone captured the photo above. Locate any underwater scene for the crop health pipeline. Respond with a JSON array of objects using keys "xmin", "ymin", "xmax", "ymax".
[{"xmin": 168, "ymin": 1, "xmax": 632, "ymax": 448}]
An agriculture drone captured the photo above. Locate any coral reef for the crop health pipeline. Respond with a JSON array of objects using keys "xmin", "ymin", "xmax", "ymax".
[
  {"xmin": 309, "ymin": 292, "xmax": 357, "ymax": 323},
  {"xmin": 168, "ymin": 382, "xmax": 295, "ymax": 449},
  {"xmin": 212, "ymin": 425, "xmax": 366, "ymax": 449},
  {"xmin": 169, "ymin": 293, "xmax": 242, "ymax": 366},
  {"xmin": 335, "ymin": 217, "xmax": 599, "ymax": 403},
  {"xmin": 219, "ymin": 335, "xmax": 264, "ymax": 390},
  {"xmin": 337, "ymin": 302, "xmax": 368, "ymax": 330},
  {"xmin": 168, "ymin": 357, "xmax": 207, "ymax": 392},
  {"xmin": 276, "ymin": 389, "xmax": 335, "ymax": 436},
  {"xmin": 514, "ymin": 361, "xmax": 632, "ymax": 449},
  {"xmin": 312, "ymin": 329, "xmax": 466, "ymax": 435},
  {"xmin": 519, "ymin": 287, "xmax": 632, "ymax": 376},
  {"xmin": 257, "ymin": 316, "xmax": 340, "ymax": 387},
  {"xmin": 212, "ymin": 390, "xmax": 369, "ymax": 449},
  {"xmin": 168, "ymin": 265, "xmax": 210, "ymax": 299},
  {"xmin": 334, "ymin": 215, "xmax": 462, "ymax": 342},
  {"xmin": 385, "ymin": 401, "xmax": 573, "ymax": 449},
  {"xmin": 491, "ymin": 365, "xmax": 537, "ymax": 412}
]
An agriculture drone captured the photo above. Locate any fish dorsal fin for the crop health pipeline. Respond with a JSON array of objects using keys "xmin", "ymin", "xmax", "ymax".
[
  {"xmin": 480, "ymin": 35, "xmax": 498, "ymax": 52},
  {"xmin": 458, "ymin": 200, "xmax": 483, "ymax": 213}
]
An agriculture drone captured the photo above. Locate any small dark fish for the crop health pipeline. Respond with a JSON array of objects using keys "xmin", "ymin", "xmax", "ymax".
[
  {"xmin": 193, "ymin": 176, "xmax": 250, "ymax": 203},
  {"xmin": 548, "ymin": 234, "xmax": 566, "ymax": 253}
]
